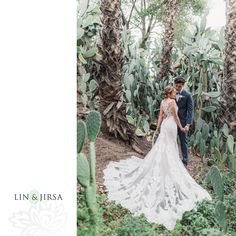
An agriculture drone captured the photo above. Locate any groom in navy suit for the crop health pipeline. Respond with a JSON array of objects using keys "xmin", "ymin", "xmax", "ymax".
[{"xmin": 174, "ymin": 76, "xmax": 194, "ymax": 167}]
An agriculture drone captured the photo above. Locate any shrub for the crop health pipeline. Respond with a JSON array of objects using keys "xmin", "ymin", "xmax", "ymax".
[{"xmin": 116, "ymin": 213, "xmax": 160, "ymax": 236}]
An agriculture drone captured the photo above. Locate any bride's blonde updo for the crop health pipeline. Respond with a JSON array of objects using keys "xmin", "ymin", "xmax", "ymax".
[{"xmin": 164, "ymin": 85, "xmax": 175, "ymax": 98}]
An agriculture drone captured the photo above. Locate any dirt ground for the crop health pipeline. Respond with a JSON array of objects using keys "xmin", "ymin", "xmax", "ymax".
[{"xmin": 82, "ymin": 132, "xmax": 203, "ymax": 193}]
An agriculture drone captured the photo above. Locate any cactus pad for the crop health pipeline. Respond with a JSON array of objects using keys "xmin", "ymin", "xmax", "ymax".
[
  {"xmin": 77, "ymin": 120, "xmax": 86, "ymax": 153},
  {"xmin": 77, "ymin": 153, "xmax": 90, "ymax": 188},
  {"xmin": 206, "ymin": 165, "xmax": 223, "ymax": 201},
  {"xmin": 85, "ymin": 183, "xmax": 97, "ymax": 209},
  {"xmin": 215, "ymin": 201, "xmax": 227, "ymax": 230},
  {"xmin": 87, "ymin": 111, "xmax": 101, "ymax": 142}
]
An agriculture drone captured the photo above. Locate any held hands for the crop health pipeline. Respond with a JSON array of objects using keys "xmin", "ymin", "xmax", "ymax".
[
  {"xmin": 181, "ymin": 125, "xmax": 190, "ymax": 133},
  {"xmin": 180, "ymin": 127, "xmax": 186, "ymax": 133},
  {"xmin": 184, "ymin": 125, "xmax": 190, "ymax": 132}
]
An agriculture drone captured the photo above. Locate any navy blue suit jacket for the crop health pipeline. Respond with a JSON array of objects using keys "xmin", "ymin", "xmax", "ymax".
[{"xmin": 176, "ymin": 89, "xmax": 194, "ymax": 126}]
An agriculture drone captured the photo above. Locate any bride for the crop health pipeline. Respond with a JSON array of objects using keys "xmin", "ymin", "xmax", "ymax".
[{"xmin": 103, "ymin": 85, "xmax": 211, "ymax": 230}]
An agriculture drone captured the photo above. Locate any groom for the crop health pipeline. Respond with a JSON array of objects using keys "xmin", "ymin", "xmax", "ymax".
[{"xmin": 174, "ymin": 76, "xmax": 194, "ymax": 167}]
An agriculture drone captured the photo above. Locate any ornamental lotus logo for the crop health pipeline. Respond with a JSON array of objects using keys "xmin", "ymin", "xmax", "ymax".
[{"xmin": 9, "ymin": 200, "xmax": 66, "ymax": 236}]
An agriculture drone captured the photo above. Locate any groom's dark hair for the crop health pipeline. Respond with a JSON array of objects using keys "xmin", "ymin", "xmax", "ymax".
[{"xmin": 174, "ymin": 76, "xmax": 185, "ymax": 84}]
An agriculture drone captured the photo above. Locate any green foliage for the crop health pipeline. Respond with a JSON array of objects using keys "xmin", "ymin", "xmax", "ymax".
[
  {"xmin": 77, "ymin": 1, "xmax": 100, "ymax": 64},
  {"xmin": 77, "ymin": 190, "xmax": 104, "ymax": 236},
  {"xmin": 121, "ymin": 0, "xmax": 207, "ymax": 47},
  {"xmin": 77, "ymin": 1, "xmax": 101, "ymax": 109},
  {"xmin": 77, "ymin": 120, "xmax": 86, "ymax": 153},
  {"xmin": 77, "ymin": 111, "xmax": 101, "ymax": 236},
  {"xmin": 176, "ymin": 16, "xmax": 236, "ymax": 173},
  {"xmin": 179, "ymin": 210, "xmax": 212, "ymax": 235},
  {"xmin": 196, "ymin": 200, "xmax": 217, "ymax": 227},
  {"xmin": 227, "ymin": 135, "xmax": 235, "ymax": 154},
  {"xmin": 77, "ymin": 1, "xmax": 101, "ymax": 53},
  {"xmin": 215, "ymin": 201, "xmax": 227, "ymax": 231},
  {"xmin": 202, "ymin": 122, "xmax": 209, "ymax": 140},
  {"xmin": 77, "ymin": 153, "xmax": 90, "ymax": 188},
  {"xmin": 87, "ymin": 111, "xmax": 101, "ymax": 142},
  {"xmin": 116, "ymin": 214, "xmax": 158, "ymax": 236},
  {"xmin": 78, "ymin": 175, "xmax": 236, "ymax": 235},
  {"xmin": 174, "ymin": 183, "xmax": 236, "ymax": 236},
  {"xmin": 224, "ymin": 194, "xmax": 236, "ymax": 233},
  {"xmin": 85, "ymin": 184, "xmax": 97, "ymax": 215},
  {"xmin": 99, "ymin": 197, "xmax": 129, "ymax": 224},
  {"xmin": 205, "ymin": 170, "xmax": 236, "ymax": 233},
  {"xmin": 175, "ymin": 13, "xmax": 223, "ymax": 124},
  {"xmin": 223, "ymin": 123, "xmax": 229, "ymax": 137},
  {"xmin": 194, "ymin": 228, "xmax": 222, "ymax": 236},
  {"xmin": 122, "ymin": 28, "xmax": 161, "ymax": 136},
  {"xmin": 222, "ymin": 172, "xmax": 236, "ymax": 195},
  {"xmin": 174, "ymin": 0, "xmax": 208, "ymax": 44},
  {"xmin": 206, "ymin": 165, "xmax": 224, "ymax": 201}
]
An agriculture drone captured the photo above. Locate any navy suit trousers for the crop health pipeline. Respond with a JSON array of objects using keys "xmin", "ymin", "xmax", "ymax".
[{"xmin": 178, "ymin": 120, "xmax": 188, "ymax": 165}]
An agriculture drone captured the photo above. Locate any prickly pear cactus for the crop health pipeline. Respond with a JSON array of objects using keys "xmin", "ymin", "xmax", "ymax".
[
  {"xmin": 202, "ymin": 122, "xmax": 209, "ymax": 140},
  {"xmin": 215, "ymin": 201, "xmax": 227, "ymax": 231},
  {"xmin": 227, "ymin": 135, "xmax": 234, "ymax": 154},
  {"xmin": 86, "ymin": 111, "xmax": 101, "ymax": 185},
  {"xmin": 86, "ymin": 111, "xmax": 101, "ymax": 142},
  {"xmin": 77, "ymin": 111, "xmax": 101, "ymax": 236},
  {"xmin": 206, "ymin": 166, "xmax": 227, "ymax": 232},
  {"xmin": 77, "ymin": 120, "xmax": 86, "ymax": 153},
  {"xmin": 77, "ymin": 153, "xmax": 90, "ymax": 188},
  {"xmin": 206, "ymin": 165, "xmax": 224, "ymax": 201}
]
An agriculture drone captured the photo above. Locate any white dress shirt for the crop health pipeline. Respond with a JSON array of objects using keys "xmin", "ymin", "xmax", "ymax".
[{"xmin": 176, "ymin": 88, "xmax": 183, "ymax": 102}]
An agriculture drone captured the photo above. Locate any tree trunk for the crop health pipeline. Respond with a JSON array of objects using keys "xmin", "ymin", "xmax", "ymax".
[
  {"xmin": 222, "ymin": 0, "xmax": 236, "ymax": 137},
  {"xmin": 95, "ymin": 0, "xmax": 143, "ymax": 153},
  {"xmin": 156, "ymin": 0, "xmax": 179, "ymax": 81}
]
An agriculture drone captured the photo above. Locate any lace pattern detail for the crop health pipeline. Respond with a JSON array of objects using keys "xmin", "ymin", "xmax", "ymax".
[
  {"xmin": 103, "ymin": 99, "xmax": 211, "ymax": 230},
  {"xmin": 161, "ymin": 99, "xmax": 176, "ymax": 118}
]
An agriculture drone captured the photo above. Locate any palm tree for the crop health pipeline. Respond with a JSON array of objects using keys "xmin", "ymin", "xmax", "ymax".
[
  {"xmin": 94, "ymin": 0, "xmax": 142, "ymax": 153},
  {"xmin": 156, "ymin": 0, "xmax": 179, "ymax": 81},
  {"xmin": 222, "ymin": 0, "xmax": 236, "ymax": 137}
]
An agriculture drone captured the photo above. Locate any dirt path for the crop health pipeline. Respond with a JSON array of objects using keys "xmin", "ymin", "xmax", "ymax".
[{"xmin": 82, "ymin": 132, "xmax": 203, "ymax": 193}]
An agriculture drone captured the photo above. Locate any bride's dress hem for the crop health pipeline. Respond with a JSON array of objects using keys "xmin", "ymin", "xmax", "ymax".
[
  {"xmin": 103, "ymin": 158, "xmax": 211, "ymax": 230},
  {"xmin": 103, "ymin": 100, "xmax": 212, "ymax": 231}
]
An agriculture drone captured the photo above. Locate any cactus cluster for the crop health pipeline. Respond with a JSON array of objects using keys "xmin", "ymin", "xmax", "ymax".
[
  {"xmin": 190, "ymin": 120, "xmax": 236, "ymax": 172},
  {"xmin": 206, "ymin": 165, "xmax": 228, "ymax": 232},
  {"xmin": 224, "ymin": 127, "xmax": 236, "ymax": 172},
  {"xmin": 190, "ymin": 117, "xmax": 209, "ymax": 157},
  {"xmin": 206, "ymin": 165, "xmax": 224, "ymax": 201},
  {"xmin": 77, "ymin": 110, "xmax": 101, "ymax": 235}
]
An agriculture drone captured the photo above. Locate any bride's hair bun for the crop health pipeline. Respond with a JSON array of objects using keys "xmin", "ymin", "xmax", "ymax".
[{"xmin": 164, "ymin": 85, "xmax": 174, "ymax": 98}]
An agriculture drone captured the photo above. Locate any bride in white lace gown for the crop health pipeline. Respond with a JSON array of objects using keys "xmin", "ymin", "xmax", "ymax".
[{"xmin": 103, "ymin": 85, "xmax": 211, "ymax": 230}]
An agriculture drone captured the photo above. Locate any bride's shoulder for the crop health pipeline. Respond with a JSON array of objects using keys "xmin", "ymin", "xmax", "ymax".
[
  {"xmin": 162, "ymin": 98, "xmax": 175, "ymax": 104},
  {"xmin": 161, "ymin": 99, "xmax": 175, "ymax": 108},
  {"xmin": 161, "ymin": 99, "xmax": 167, "ymax": 105},
  {"xmin": 167, "ymin": 99, "xmax": 176, "ymax": 108}
]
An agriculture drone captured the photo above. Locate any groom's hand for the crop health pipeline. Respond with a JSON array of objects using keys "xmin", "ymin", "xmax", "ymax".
[{"xmin": 184, "ymin": 124, "xmax": 190, "ymax": 133}]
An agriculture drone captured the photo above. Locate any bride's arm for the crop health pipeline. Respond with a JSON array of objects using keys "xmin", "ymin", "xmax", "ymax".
[
  {"xmin": 170, "ymin": 102, "xmax": 185, "ymax": 132},
  {"xmin": 156, "ymin": 102, "xmax": 164, "ymax": 133}
]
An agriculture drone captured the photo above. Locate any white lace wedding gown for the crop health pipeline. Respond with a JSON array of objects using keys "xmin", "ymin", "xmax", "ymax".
[{"xmin": 103, "ymin": 99, "xmax": 211, "ymax": 230}]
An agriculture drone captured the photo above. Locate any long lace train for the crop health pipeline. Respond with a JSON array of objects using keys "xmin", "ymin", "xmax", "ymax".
[{"xmin": 103, "ymin": 101, "xmax": 211, "ymax": 230}]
